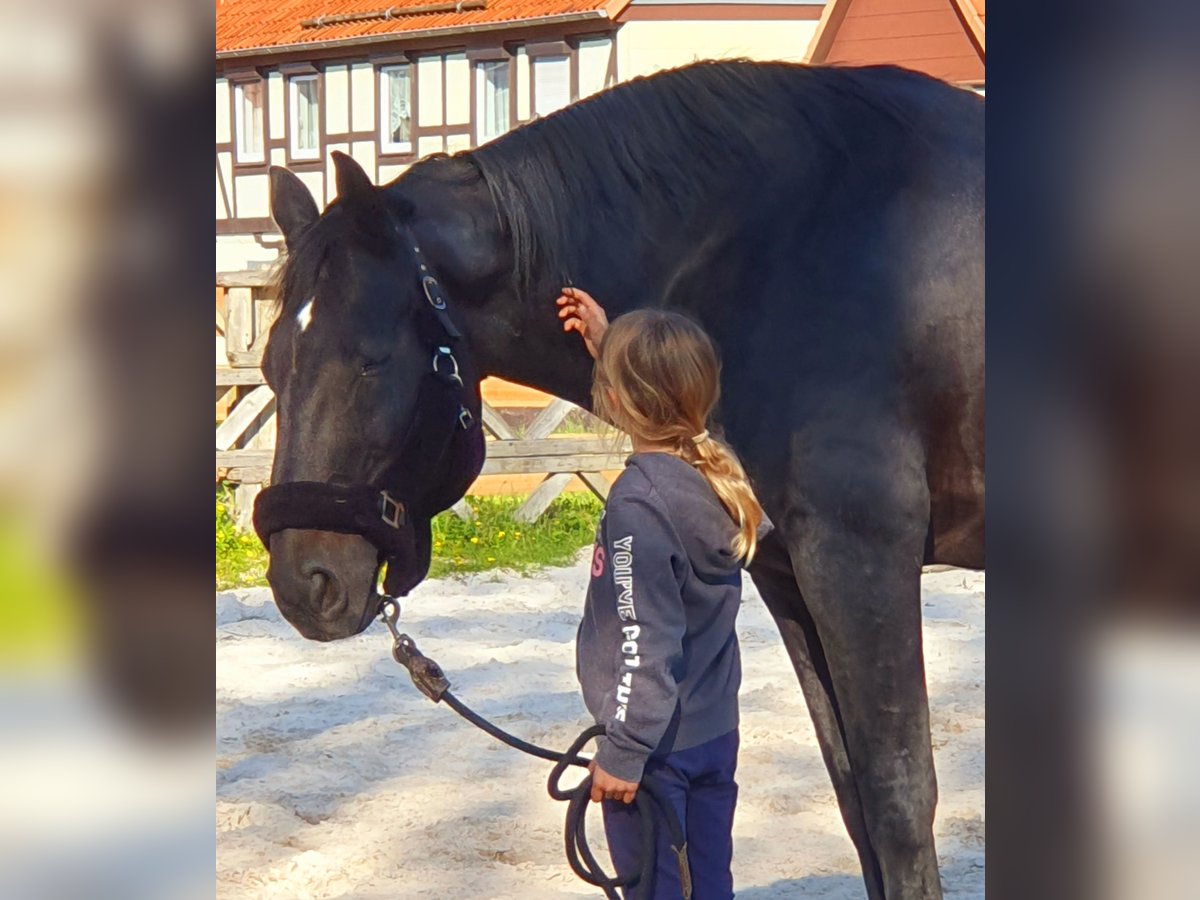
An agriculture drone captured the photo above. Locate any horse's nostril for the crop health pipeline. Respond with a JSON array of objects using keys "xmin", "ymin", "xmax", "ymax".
[{"xmin": 306, "ymin": 566, "xmax": 347, "ymax": 618}]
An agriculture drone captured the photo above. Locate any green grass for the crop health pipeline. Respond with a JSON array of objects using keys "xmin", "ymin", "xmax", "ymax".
[
  {"xmin": 428, "ymin": 493, "xmax": 601, "ymax": 578},
  {"xmin": 216, "ymin": 485, "xmax": 270, "ymax": 589},
  {"xmin": 215, "ymin": 486, "xmax": 602, "ymax": 589}
]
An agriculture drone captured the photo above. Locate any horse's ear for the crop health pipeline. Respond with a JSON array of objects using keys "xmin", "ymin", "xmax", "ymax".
[
  {"xmin": 269, "ymin": 166, "xmax": 319, "ymax": 248},
  {"xmin": 332, "ymin": 150, "xmax": 374, "ymax": 201}
]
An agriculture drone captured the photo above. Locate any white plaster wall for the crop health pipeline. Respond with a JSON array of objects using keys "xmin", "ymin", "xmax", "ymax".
[
  {"xmin": 616, "ymin": 20, "xmax": 817, "ymax": 79},
  {"xmin": 378, "ymin": 163, "xmax": 410, "ymax": 182},
  {"xmin": 216, "ymin": 150, "xmax": 234, "ymax": 219},
  {"xmin": 351, "ymin": 140, "xmax": 376, "ymax": 180},
  {"xmin": 417, "ymin": 55, "xmax": 444, "ymax": 127},
  {"xmin": 447, "ymin": 132, "xmax": 471, "ymax": 154},
  {"xmin": 446, "ymin": 52, "xmax": 470, "ymax": 126},
  {"xmin": 236, "ymin": 173, "xmax": 270, "ymax": 219},
  {"xmin": 325, "ymin": 65, "xmax": 349, "ymax": 133},
  {"xmin": 516, "ymin": 46, "xmax": 531, "ymax": 122},
  {"xmin": 297, "ymin": 171, "xmax": 324, "ymax": 207},
  {"xmin": 268, "ymin": 71, "xmax": 285, "ymax": 139},
  {"xmin": 418, "ymin": 135, "xmax": 445, "ymax": 158},
  {"xmin": 270, "ymin": 147, "xmax": 286, "ymax": 166},
  {"xmin": 325, "ymin": 141, "xmax": 350, "ymax": 202},
  {"xmin": 216, "ymin": 235, "xmax": 281, "ymax": 273},
  {"xmin": 350, "ymin": 63, "xmax": 374, "ymax": 133},
  {"xmin": 216, "ymin": 79, "xmax": 231, "ymax": 143}
]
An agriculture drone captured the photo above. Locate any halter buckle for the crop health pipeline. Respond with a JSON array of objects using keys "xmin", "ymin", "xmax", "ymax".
[
  {"xmin": 432, "ymin": 346, "xmax": 463, "ymax": 386},
  {"xmin": 458, "ymin": 406, "xmax": 474, "ymax": 430},
  {"xmin": 422, "ymin": 274, "xmax": 447, "ymax": 311},
  {"xmin": 380, "ymin": 491, "xmax": 405, "ymax": 529}
]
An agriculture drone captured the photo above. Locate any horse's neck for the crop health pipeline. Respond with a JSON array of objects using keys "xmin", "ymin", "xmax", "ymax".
[{"xmin": 435, "ymin": 167, "xmax": 699, "ymax": 405}]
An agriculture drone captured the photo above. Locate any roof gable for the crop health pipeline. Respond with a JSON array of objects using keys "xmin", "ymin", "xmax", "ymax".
[{"xmin": 807, "ymin": 0, "xmax": 984, "ymax": 85}]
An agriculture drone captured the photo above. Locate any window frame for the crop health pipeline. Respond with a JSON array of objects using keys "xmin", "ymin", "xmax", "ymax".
[
  {"xmin": 287, "ymin": 73, "xmax": 321, "ymax": 162},
  {"xmin": 378, "ymin": 62, "xmax": 416, "ymax": 157},
  {"xmin": 531, "ymin": 53, "xmax": 572, "ymax": 119},
  {"xmin": 233, "ymin": 78, "xmax": 266, "ymax": 165},
  {"xmin": 473, "ymin": 58, "xmax": 513, "ymax": 146}
]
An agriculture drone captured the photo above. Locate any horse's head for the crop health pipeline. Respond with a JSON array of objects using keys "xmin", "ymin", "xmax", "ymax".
[{"xmin": 256, "ymin": 153, "xmax": 495, "ymax": 641}]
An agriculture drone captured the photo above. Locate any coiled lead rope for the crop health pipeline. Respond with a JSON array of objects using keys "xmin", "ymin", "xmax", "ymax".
[{"xmin": 379, "ymin": 598, "xmax": 691, "ymax": 899}]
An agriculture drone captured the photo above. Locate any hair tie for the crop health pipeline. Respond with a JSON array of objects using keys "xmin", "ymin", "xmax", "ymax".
[{"xmin": 691, "ymin": 430, "xmax": 709, "ymax": 445}]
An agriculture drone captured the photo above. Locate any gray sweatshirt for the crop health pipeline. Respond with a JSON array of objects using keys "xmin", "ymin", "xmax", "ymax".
[{"xmin": 576, "ymin": 452, "xmax": 743, "ymax": 783}]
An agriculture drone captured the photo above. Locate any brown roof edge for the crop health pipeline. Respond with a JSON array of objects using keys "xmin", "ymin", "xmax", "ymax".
[
  {"xmin": 804, "ymin": 0, "xmax": 849, "ymax": 64},
  {"xmin": 602, "ymin": 0, "xmax": 633, "ymax": 19},
  {"xmin": 216, "ymin": 10, "xmax": 611, "ymax": 60},
  {"xmin": 950, "ymin": 0, "xmax": 986, "ymax": 55}
]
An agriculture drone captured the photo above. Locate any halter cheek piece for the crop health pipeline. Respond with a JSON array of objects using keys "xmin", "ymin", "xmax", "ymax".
[{"xmin": 253, "ymin": 225, "xmax": 478, "ymax": 587}]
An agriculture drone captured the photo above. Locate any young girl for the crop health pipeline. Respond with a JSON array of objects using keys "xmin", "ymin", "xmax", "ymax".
[{"xmin": 557, "ymin": 287, "xmax": 765, "ymax": 899}]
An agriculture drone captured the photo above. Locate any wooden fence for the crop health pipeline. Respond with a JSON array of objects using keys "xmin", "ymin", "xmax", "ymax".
[{"xmin": 216, "ymin": 271, "xmax": 628, "ymax": 529}]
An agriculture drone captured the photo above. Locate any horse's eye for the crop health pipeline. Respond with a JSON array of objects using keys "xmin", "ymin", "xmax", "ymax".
[{"xmin": 360, "ymin": 358, "xmax": 388, "ymax": 376}]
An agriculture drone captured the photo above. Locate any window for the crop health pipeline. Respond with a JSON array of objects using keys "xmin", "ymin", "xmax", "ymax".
[
  {"xmin": 475, "ymin": 60, "xmax": 510, "ymax": 144},
  {"xmin": 532, "ymin": 55, "xmax": 571, "ymax": 118},
  {"xmin": 289, "ymin": 74, "xmax": 319, "ymax": 159},
  {"xmin": 380, "ymin": 64, "xmax": 414, "ymax": 154},
  {"xmin": 234, "ymin": 80, "xmax": 264, "ymax": 163}
]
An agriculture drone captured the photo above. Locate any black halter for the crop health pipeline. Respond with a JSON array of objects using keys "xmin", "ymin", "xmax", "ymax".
[{"xmin": 252, "ymin": 227, "xmax": 482, "ymax": 593}]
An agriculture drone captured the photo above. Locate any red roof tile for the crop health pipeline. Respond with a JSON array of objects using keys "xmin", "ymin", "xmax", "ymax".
[{"xmin": 216, "ymin": 0, "xmax": 622, "ymax": 55}]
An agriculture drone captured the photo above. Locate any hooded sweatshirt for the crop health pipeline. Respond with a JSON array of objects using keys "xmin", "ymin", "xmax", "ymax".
[{"xmin": 576, "ymin": 452, "xmax": 743, "ymax": 783}]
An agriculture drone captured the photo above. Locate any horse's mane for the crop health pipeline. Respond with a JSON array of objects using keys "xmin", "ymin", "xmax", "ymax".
[
  {"xmin": 271, "ymin": 61, "xmax": 925, "ymax": 308},
  {"xmin": 271, "ymin": 196, "xmax": 395, "ymax": 313},
  {"xmin": 467, "ymin": 60, "xmax": 922, "ymax": 294}
]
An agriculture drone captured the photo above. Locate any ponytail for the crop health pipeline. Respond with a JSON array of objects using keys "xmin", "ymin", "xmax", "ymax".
[
  {"xmin": 683, "ymin": 431, "xmax": 764, "ymax": 563},
  {"xmin": 592, "ymin": 309, "xmax": 765, "ymax": 563}
]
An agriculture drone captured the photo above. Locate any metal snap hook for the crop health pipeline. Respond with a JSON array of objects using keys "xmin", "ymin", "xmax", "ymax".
[{"xmin": 432, "ymin": 346, "xmax": 463, "ymax": 386}]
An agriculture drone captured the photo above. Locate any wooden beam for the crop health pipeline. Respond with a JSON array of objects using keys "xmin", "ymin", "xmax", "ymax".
[
  {"xmin": 217, "ymin": 269, "xmax": 277, "ymax": 287},
  {"xmin": 950, "ymin": 0, "xmax": 986, "ymax": 56},
  {"xmin": 215, "ymin": 386, "xmax": 275, "ymax": 451},
  {"xmin": 576, "ymin": 470, "xmax": 613, "ymax": 502},
  {"xmin": 482, "ymin": 453, "xmax": 625, "ymax": 475},
  {"xmin": 225, "ymin": 287, "xmax": 254, "ymax": 356},
  {"xmin": 487, "ymin": 436, "xmax": 630, "ymax": 459},
  {"xmin": 227, "ymin": 350, "xmax": 264, "ymax": 368},
  {"xmin": 215, "ymin": 445, "xmax": 626, "ymax": 477},
  {"xmin": 805, "ymin": 0, "xmax": 850, "ymax": 64},
  {"xmin": 514, "ymin": 473, "xmax": 574, "ymax": 523},
  {"xmin": 216, "ymin": 367, "xmax": 267, "ymax": 385},
  {"xmin": 524, "ymin": 397, "xmax": 575, "ymax": 440},
  {"xmin": 480, "ymin": 401, "xmax": 517, "ymax": 440}
]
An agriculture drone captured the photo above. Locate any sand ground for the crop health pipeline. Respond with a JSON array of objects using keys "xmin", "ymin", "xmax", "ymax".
[{"xmin": 216, "ymin": 561, "xmax": 984, "ymax": 899}]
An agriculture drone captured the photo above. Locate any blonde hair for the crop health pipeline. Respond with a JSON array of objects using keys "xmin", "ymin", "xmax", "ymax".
[{"xmin": 593, "ymin": 310, "xmax": 764, "ymax": 562}]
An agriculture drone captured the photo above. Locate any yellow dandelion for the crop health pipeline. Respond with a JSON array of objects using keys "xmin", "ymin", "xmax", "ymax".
[
  {"xmin": 496, "ymin": 531, "xmax": 506, "ymax": 539},
  {"xmin": 470, "ymin": 536, "xmax": 479, "ymax": 544},
  {"xmin": 487, "ymin": 556, "xmax": 496, "ymax": 563}
]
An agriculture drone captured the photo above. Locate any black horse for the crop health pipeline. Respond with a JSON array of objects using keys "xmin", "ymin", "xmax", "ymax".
[{"xmin": 256, "ymin": 60, "xmax": 983, "ymax": 900}]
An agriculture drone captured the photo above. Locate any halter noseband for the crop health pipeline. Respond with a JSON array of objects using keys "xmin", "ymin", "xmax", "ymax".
[{"xmin": 252, "ymin": 227, "xmax": 480, "ymax": 592}]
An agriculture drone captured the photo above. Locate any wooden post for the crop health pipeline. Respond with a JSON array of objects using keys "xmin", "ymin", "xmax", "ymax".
[
  {"xmin": 234, "ymin": 483, "xmax": 260, "ymax": 532},
  {"xmin": 225, "ymin": 287, "xmax": 253, "ymax": 359}
]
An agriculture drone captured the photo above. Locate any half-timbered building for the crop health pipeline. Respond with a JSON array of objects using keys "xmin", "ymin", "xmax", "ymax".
[{"xmin": 215, "ymin": 0, "xmax": 828, "ymax": 269}]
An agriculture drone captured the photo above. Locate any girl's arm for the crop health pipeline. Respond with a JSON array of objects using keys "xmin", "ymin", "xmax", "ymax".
[{"xmin": 590, "ymin": 486, "xmax": 687, "ymax": 794}]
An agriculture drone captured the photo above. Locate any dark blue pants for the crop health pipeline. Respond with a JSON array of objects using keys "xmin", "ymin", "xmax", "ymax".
[{"xmin": 602, "ymin": 729, "xmax": 739, "ymax": 900}]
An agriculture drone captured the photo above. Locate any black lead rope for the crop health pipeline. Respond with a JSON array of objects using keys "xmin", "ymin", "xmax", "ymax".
[{"xmin": 379, "ymin": 599, "xmax": 692, "ymax": 900}]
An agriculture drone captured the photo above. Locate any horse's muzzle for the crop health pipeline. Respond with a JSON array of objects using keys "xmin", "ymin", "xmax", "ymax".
[{"xmin": 266, "ymin": 529, "xmax": 379, "ymax": 641}]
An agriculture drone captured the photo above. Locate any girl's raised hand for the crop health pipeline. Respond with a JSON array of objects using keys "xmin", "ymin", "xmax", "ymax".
[{"xmin": 556, "ymin": 286, "xmax": 609, "ymax": 359}]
